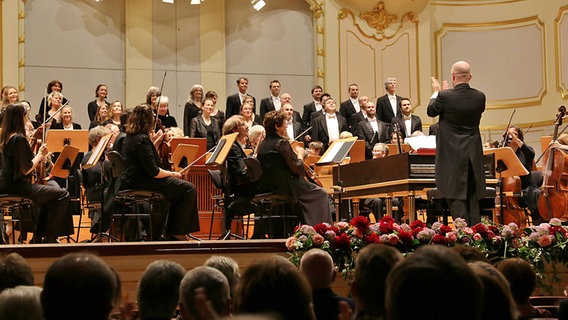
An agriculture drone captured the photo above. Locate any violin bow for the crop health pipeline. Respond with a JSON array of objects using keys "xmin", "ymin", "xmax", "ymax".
[
  {"xmin": 500, "ymin": 109, "xmax": 516, "ymax": 147},
  {"xmin": 153, "ymin": 70, "xmax": 168, "ymax": 133}
]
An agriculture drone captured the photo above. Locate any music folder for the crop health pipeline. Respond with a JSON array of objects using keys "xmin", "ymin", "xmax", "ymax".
[
  {"xmin": 171, "ymin": 144, "xmax": 199, "ymax": 172},
  {"xmin": 205, "ymin": 132, "xmax": 238, "ymax": 166},
  {"xmin": 83, "ymin": 133, "xmax": 113, "ymax": 170},
  {"xmin": 46, "ymin": 129, "xmax": 89, "ymax": 153},
  {"xmin": 51, "ymin": 145, "xmax": 80, "ymax": 178},
  {"xmin": 483, "ymin": 147, "xmax": 528, "ymax": 178},
  {"xmin": 317, "ymin": 137, "xmax": 357, "ymax": 166}
]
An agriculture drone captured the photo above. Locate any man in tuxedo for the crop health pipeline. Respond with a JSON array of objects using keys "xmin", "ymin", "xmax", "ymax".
[
  {"xmin": 226, "ymin": 77, "xmax": 256, "ymax": 118},
  {"xmin": 427, "ymin": 60, "xmax": 486, "ymax": 225},
  {"xmin": 354, "ymin": 101, "xmax": 390, "ymax": 159},
  {"xmin": 301, "ymin": 85, "xmax": 324, "ymax": 130},
  {"xmin": 376, "ymin": 77, "xmax": 402, "ymax": 124},
  {"xmin": 339, "ymin": 83, "xmax": 361, "ymax": 133},
  {"xmin": 311, "ymin": 97, "xmax": 348, "ymax": 150},
  {"xmin": 390, "ymin": 98, "xmax": 423, "ymax": 140},
  {"xmin": 350, "ymin": 95, "xmax": 370, "ymax": 129},
  {"xmin": 281, "ymin": 92, "xmax": 302, "ymax": 123},
  {"xmin": 283, "ymin": 103, "xmax": 303, "ymax": 141},
  {"xmin": 259, "ymin": 80, "xmax": 281, "ymax": 121}
]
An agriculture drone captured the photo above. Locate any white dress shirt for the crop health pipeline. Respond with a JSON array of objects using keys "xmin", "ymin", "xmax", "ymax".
[
  {"xmin": 286, "ymin": 120, "xmax": 294, "ymax": 140},
  {"xmin": 314, "ymin": 101, "xmax": 323, "ymax": 112},
  {"xmin": 272, "ymin": 96, "xmax": 281, "ymax": 111},
  {"xmin": 350, "ymin": 98, "xmax": 360, "ymax": 113},
  {"xmin": 367, "ymin": 116, "xmax": 379, "ymax": 133},
  {"xmin": 388, "ymin": 94, "xmax": 398, "ymax": 116},
  {"xmin": 325, "ymin": 113, "xmax": 340, "ymax": 142},
  {"xmin": 404, "ymin": 116, "xmax": 412, "ymax": 136}
]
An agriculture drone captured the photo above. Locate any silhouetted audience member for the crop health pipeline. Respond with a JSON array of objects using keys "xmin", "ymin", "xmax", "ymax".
[
  {"xmin": 469, "ymin": 261, "xmax": 518, "ymax": 320},
  {"xmin": 138, "ymin": 260, "xmax": 186, "ymax": 320},
  {"xmin": 204, "ymin": 255, "xmax": 241, "ymax": 300},
  {"xmin": 235, "ymin": 255, "xmax": 315, "ymax": 320},
  {"xmin": 351, "ymin": 244, "xmax": 403, "ymax": 320},
  {"xmin": 386, "ymin": 245, "xmax": 483, "ymax": 320},
  {"xmin": 41, "ymin": 253, "xmax": 117, "ymax": 320},
  {"xmin": 179, "ymin": 266, "xmax": 231, "ymax": 320},
  {"xmin": 497, "ymin": 257, "xmax": 552, "ymax": 319},
  {"xmin": 0, "ymin": 253, "xmax": 34, "ymax": 292},
  {"xmin": 0, "ymin": 285, "xmax": 43, "ymax": 320},
  {"xmin": 300, "ymin": 248, "xmax": 354, "ymax": 320}
]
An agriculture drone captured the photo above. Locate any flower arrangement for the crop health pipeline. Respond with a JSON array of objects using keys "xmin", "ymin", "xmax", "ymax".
[{"xmin": 286, "ymin": 216, "xmax": 568, "ymax": 289}]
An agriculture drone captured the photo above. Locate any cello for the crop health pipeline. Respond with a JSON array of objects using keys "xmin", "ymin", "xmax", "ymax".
[{"xmin": 537, "ymin": 105, "xmax": 568, "ymax": 221}]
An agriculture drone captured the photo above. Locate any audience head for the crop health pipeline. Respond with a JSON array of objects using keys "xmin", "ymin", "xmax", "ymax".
[
  {"xmin": 125, "ymin": 104, "xmax": 154, "ymax": 135},
  {"xmin": 497, "ymin": 257, "xmax": 536, "ymax": 305},
  {"xmin": 235, "ymin": 255, "xmax": 314, "ymax": 320},
  {"xmin": 0, "ymin": 253, "xmax": 34, "ymax": 292},
  {"xmin": 179, "ymin": 266, "xmax": 231, "ymax": 320},
  {"xmin": 469, "ymin": 261, "xmax": 518, "ymax": 320},
  {"xmin": 0, "ymin": 285, "xmax": 43, "ymax": 320},
  {"xmin": 352, "ymin": 244, "xmax": 402, "ymax": 318},
  {"xmin": 41, "ymin": 252, "xmax": 117, "ymax": 320},
  {"xmin": 263, "ymin": 111, "xmax": 287, "ymax": 136},
  {"xmin": 138, "ymin": 260, "xmax": 185, "ymax": 320},
  {"xmin": 371, "ymin": 143, "xmax": 389, "ymax": 159},
  {"xmin": 451, "ymin": 245, "xmax": 490, "ymax": 263},
  {"xmin": 299, "ymin": 248, "xmax": 335, "ymax": 289},
  {"xmin": 204, "ymin": 255, "xmax": 241, "ymax": 299},
  {"xmin": 386, "ymin": 245, "xmax": 483, "ymax": 320}
]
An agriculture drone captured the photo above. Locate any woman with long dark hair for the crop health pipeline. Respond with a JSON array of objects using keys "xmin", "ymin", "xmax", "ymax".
[
  {"xmin": 0, "ymin": 103, "xmax": 72, "ymax": 243},
  {"xmin": 120, "ymin": 104, "xmax": 200, "ymax": 240}
]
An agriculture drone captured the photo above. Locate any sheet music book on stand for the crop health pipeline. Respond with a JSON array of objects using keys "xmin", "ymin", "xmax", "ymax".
[
  {"xmin": 317, "ymin": 137, "xmax": 358, "ymax": 166},
  {"xmin": 83, "ymin": 133, "xmax": 113, "ymax": 169},
  {"xmin": 205, "ymin": 132, "xmax": 238, "ymax": 166}
]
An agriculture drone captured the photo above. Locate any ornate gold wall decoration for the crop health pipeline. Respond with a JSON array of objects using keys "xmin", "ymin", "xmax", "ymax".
[
  {"xmin": 18, "ymin": 34, "xmax": 25, "ymax": 44},
  {"xmin": 18, "ymin": 58, "xmax": 25, "ymax": 68},
  {"xmin": 18, "ymin": 83, "xmax": 25, "ymax": 92},
  {"xmin": 309, "ymin": 0, "xmax": 323, "ymax": 19},
  {"xmin": 360, "ymin": 1, "xmax": 397, "ymax": 35},
  {"xmin": 317, "ymin": 25, "xmax": 324, "ymax": 34},
  {"xmin": 317, "ymin": 68, "xmax": 325, "ymax": 78},
  {"xmin": 18, "ymin": 9, "xmax": 25, "ymax": 19},
  {"xmin": 317, "ymin": 48, "xmax": 324, "ymax": 56},
  {"xmin": 338, "ymin": 8, "xmax": 417, "ymax": 41}
]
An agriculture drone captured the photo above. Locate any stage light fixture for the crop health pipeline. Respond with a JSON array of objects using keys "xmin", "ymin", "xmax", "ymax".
[
  {"xmin": 190, "ymin": 0, "xmax": 202, "ymax": 4},
  {"xmin": 163, "ymin": 0, "xmax": 174, "ymax": 3},
  {"xmin": 251, "ymin": 0, "xmax": 266, "ymax": 11}
]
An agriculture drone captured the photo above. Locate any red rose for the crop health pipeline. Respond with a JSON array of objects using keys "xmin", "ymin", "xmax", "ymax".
[
  {"xmin": 411, "ymin": 227, "xmax": 423, "ymax": 237},
  {"xmin": 351, "ymin": 216, "xmax": 370, "ymax": 230},
  {"xmin": 313, "ymin": 223, "xmax": 328, "ymax": 235},
  {"xmin": 410, "ymin": 220, "xmax": 425, "ymax": 230},
  {"xmin": 439, "ymin": 224, "xmax": 452, "ymax": 236},
  {"xmin": 398, "ymin": 231, "xmax": 414, "ymax": 247},
  {"xmin": 363, "ymin": 233, "xmax": 380, "ymax": 244},
  {"xmin": 380, "ymin": 221, "xmax": 394, "ymax": 234},
  {"xmin": 488, "ymin": 225, "xmax": 499, "ymax": 234},
  {"xmin": 472, "ymin": 224, "xmax": 488, "ymax": 237},
  {"xmin": 432, "ymin": 234, "xmax": 449, "ymax": 245},
  {"xmin": 334, "ymin": 233, "xmax": 351, "ymax": 250},
  {"xmin": 380, "ymin": 216, "xmax": 395, "ymax": 224}
]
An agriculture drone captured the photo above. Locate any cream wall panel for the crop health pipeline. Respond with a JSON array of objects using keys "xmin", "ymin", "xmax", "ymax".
[
  {"xmin": 25, "ymin": 0, "xmax": 125, "ymax": 128},
  {"xmin": 225, "ymin": 0, "xmax": 314, "ymax": 111},
  {"xmin": 556, "ymin": 6, "xmax": 568, "ymax": 98},
  {"xmin": 437, "ymin": 20, "xmax": 545, "ymax": 107},
  {"xmin": 344, "ymin": 31, "xmax": 376, "ymax": 99}
]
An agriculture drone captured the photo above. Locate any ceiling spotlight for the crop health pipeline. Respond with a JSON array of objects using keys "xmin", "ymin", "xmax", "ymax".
[
  {"xmin": 251, "ymin": 0, "xmax": 266, "ymax": 11},
  {"xmin": 162, "ymin": 0, "xmax": 174, "ymax": 3},
  {"xmin": 190, "ymin": 0, "xmax": 201, "ymax": 4}
]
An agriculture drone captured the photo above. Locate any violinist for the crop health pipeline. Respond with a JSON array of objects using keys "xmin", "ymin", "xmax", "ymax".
[
  {"xmin": 38, "ymin": 80, "xmax": 68, "ymax": 118},
  {"xmin": 36, "ymin": 91, "xmax": 64, "ymax": 125},
  {"xmin": 189, "ymin": 98, "xmax": 221, "ymax": 150},
  {"xmin": 257, "ymin": 110, "xmax": 332, "ymax": 230},
  {"xmin": 156, "ymin": 96, "xmax": 177, "ymax": 129},
  {"xmin": 504, "ymin": 126, "xmax": 544, "ymax": 224},
  {"xmin": 222, "ymin": 116, "xmax": 258, "ymax": 236},
  {"xmin": 21, "ymin": 101, "xmax": 37, "ymax": 138},
  {"xmin": 120, "ymin": 104, "xmax": 200, "ymax": 240},
  {"xmin": 0, "ymin": 103, "xmax": 73, "ymax": 243}
]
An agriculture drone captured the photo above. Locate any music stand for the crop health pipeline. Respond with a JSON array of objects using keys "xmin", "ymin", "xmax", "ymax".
[
  {"xmin": 205, "ymin": 133, "xmax": 238, "ymax": 167},
  {"xmin": 171, "ymin": 144, "xmax": 199, "ymax": 173},
  {"xmin": 386, "ymin": 143, "xmax": 412, "ymax": 155},
  {"xmin": 317, "ymin": 137, "xmax": 358, "ymax": 221},
  {"xmin": 51, "ymin": 145, "xmax": 79, "ymax": 179},
  {"xmin": 46, "ymin": 129, "xmax": 89, "ymax": 152},
  {"xmin": 483, "ymin": 147, "xmax": 529, "ymax": 224},
  {"xmin": 83, "ymin": 133, "xmax": 118, "ymax": 242}
]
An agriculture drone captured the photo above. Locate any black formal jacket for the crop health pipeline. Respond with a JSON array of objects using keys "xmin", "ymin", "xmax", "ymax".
[
  {"xmin": 51, "ymin": 122, "xmax": 82, "ymax": 130},
  {"xmin": 189, "ymin": 116, "xmax": 221, "ymax": 149},
  {"xmin": 390, "ymin": 114, "xmax": 423, "ymax": 139},
  {"xmin": 120, "ymin": 133, "xmax": 162, "ymax": 188},
  {"xmin": 427, "ymin": 83, "xmax": 486, "ymax": 200},
  {"xmin": 226, "ymin": 93, "xmax": 256, "ymax": 118},
  {"xmin": 259, "ymin": 96, "xmax": 276, "ymax": 121},
  {"xmin": 183, "ymin": 102, "xmax": 201, "ymax": 136},
  {"xmin": 157, "ymin": 114, "xmax": 177, "ymax": 130},
  {"xmin": 340, "ymin": 99, "xmax": 358, "ymax": 131},
  {"xmin": 301, "ymin": 101, "xmax": 318, "ymax": 129},
  {"xmin": 311, "ymin": 113, "xmax": 348, "ymax": 149},
  {"xmin": 376, "ymin": 94, "xmax": 402, "ymax": 124},
  {"xmin": 354, "ymin": 118, "xmax": 390, "ymax": 159}
]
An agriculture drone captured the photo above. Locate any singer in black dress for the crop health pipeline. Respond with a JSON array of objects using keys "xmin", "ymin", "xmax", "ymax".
[
  {"xmin": 0, "ymin": 103, "xmax": 72, "ymax": 242},
  {"xmin": 119, "ymin": 104, "xmax": 199, "ymax": 240}
]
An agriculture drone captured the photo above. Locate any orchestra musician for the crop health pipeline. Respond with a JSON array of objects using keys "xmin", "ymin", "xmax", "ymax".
[
  {"xmin": 119, "ymin": 104, "xmax": 200, "ymax": 240},
  {"xmin": 189, "ymin": 98, "xmax": 221, "ymax": 150},
  {"xmin": 504, "ymin": 126, "xmax": 544, "ymax": 225},
  {"xmin": 51, "ymin": 105, "xmax": 81, "ymax": 130},
  {"xmin": 37, "ymin": 91, "xmax": 64, "ymax": 125},
  {"xmin": 87, "ymin": 84, "xmax": 110, "ymax": 122},
  {"xmin": 222, "ymin": 116, "xmax": 258, "ymax": 235},
  {"xmin": 257, "ymin": 110, "xmax": 332, "ymax": 231},
  {"xmin": 156, "ymin": 96, "xmax": 177, "ymax": 129},
  {"xmin": 428, "ymin": 60, "xmax": 487, "ymax": 225},
  {"xmin": 0, "ymin": 103, "xmax": 73, "ymax": 243},
  {"xmin": 248, "ymin": 125, "xmax": 265, "ymax": 150}
]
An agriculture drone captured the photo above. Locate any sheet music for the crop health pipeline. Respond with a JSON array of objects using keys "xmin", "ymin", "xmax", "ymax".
[
  {"xmin": 320, "ymin": 142, "xmax": 343, "ymax": 164},
  {"xmin": 405, "ymin": 135, "xmax": 436, "ymax": 150}
]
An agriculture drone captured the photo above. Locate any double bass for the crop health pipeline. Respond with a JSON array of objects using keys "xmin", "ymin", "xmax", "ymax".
[{"xmin": 537, "ymin": 106, "xmax": 568, "ymax": 221}]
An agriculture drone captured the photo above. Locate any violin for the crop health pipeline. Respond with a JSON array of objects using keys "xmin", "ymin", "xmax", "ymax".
[{"xmin": 538, "ymin": 105, "xmax": 568, "ymax": 221}]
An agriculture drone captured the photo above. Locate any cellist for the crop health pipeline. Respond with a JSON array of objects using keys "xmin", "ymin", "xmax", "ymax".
[
  {"xmin": 504, "ymin": 126, "xmax": 544, "ymax": 224},
  {"xmin": 0, "ymin": 103, "xmax": 73, "ymax": 243}
]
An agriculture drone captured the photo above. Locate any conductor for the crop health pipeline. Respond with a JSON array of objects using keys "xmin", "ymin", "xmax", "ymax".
[{"xmin": 427, "ymin": 61, "xmax": 486, "ymax": 225}]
